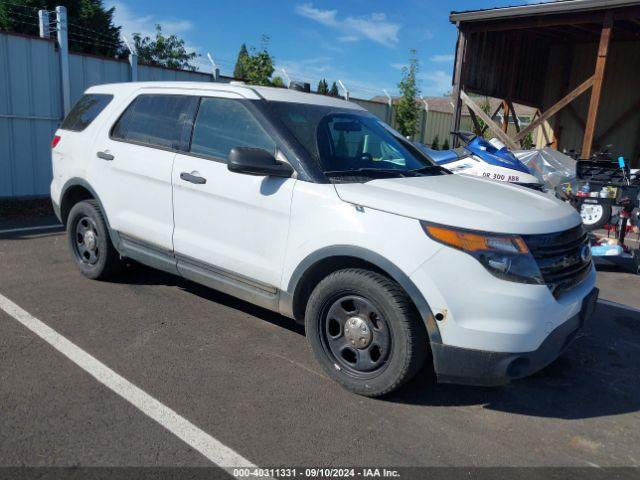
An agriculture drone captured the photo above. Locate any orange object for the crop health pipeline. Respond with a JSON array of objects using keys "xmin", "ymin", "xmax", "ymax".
[{"xmin": 423, "ymin": 225, "xmax": 529, "ymax": 254}]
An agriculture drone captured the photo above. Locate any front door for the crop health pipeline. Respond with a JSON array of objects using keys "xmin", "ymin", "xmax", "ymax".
[{"xmin": 172, "ymin": 94, "xmax": 295, "ymax": 297}]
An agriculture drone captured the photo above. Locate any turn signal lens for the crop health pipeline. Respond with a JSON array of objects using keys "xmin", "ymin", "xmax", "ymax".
[
  {"xmin": 423, "ymin": 224, "xmax": 529, "ymax": 254},
  {"xmin": 51, "ymin": 135, "xmax": 61, "ymax": 149},
  {"xmin": 421, "ymin": 222, "xmax": 543, "ymax": 285}
]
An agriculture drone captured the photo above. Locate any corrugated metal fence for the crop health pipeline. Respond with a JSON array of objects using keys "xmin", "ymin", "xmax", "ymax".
[
  {"xmin": 1, "ymin": 31, "xmax": 482, "ymax": 199},
  {"xmin": 0, "ymin": 31, "xmax": 214, "ymax": 198}
]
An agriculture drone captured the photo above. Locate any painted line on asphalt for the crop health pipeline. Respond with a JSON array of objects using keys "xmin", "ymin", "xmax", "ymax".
[
  {"xmin": 0, "ymin": 224, "xmax": 63, "ymax": 234},
  {"xmin": 0, "ymin": 292, "xmax": 266, "ymax": 475},
  {"xmin": 598, "ymin": 298, "xmax": 640, "ymax": 314}
]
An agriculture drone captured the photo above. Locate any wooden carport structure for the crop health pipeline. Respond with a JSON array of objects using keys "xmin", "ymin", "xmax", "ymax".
[{"xmin": 449, "ymin": 0, "xmax": 640, "ymax": 165}]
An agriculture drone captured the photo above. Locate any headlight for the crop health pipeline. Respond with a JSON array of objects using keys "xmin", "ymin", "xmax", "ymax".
[{"xmin": 421, "ymin": 222, "xmax": 543, "ymax": 285}]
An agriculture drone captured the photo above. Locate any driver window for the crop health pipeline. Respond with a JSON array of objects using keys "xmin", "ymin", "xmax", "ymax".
[{"xmin": 190, "ymin": 97, "xmax": 276, "ymax": 161}]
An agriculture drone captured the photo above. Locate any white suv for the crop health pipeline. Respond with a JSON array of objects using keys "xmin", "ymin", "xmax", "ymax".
[{"xmin": 51, "ymin": 82, "xmax": 598, "ymax": 396}]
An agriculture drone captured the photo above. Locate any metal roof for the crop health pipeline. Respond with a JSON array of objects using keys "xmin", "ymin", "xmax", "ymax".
[{"xmin": 450, "ymin": 0, "xmax": 640, "ymax": 23}]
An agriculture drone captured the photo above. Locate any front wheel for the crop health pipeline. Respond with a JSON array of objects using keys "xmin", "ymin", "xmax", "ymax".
[{"xmin": 305, "ymin": 269, "xmax": 428, "ymax": 397}]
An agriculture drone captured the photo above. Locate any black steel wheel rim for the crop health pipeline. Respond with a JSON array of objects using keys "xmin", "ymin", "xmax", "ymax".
[
  {"xmin": 72, "ymin": 215, "xmax": 100, "ymax": 265},
  {"xmin": 320, "ymin": 294, "xmax": 391, "ymax": 378}
]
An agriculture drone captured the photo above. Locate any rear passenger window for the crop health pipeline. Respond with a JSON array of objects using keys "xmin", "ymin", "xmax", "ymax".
[
  {"xmin": 190, "ymin": 98, "xmax": 275, "ymax": 160},
  {"xmin": 111, "ymin": 95, "xmax": 196, "ymax": 150},
  {"xmin": 61, "ymin": 94, "xmax": 113, "ymax": 132}
]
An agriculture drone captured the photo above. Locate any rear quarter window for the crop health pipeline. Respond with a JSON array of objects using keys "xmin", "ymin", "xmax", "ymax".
[
  {"xmin": 111, "ymin": 94, "xmax": 197, "ymax": 151},
  {"xmin": 60, "ymin": 94, "xmax": 113, "ymax": 132}
]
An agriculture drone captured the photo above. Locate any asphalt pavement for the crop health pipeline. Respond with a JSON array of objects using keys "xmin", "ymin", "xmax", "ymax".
[{"xmin": 1, "ymin": 225, "xmax": 639, "ymax": 473}]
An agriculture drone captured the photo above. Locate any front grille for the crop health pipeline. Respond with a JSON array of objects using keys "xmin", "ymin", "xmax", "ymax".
[{"xmin": 522, "ymin": 225, "xmax": 592, "ymax": 298}]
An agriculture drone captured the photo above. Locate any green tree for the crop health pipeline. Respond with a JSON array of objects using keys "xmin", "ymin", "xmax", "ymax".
[
  {"xmin": 431, "ymin": 135, "xmax": 440, "ymax": 150},
  {"xmin": 271, "ymin": 76, "xmax": 286, "ymax": 88},
  {"xmin": 233, "ymin": 43, "xmax": 250, "ymax": 79},
  {"xmin": 396, "ymin": 49, "xmax": 421, "ymax": 138},
  {"xmin": 133, "ymin": 24, "xmax": 198, "ymax": 71},
  {"xmin": 474, "ymin": 97, "xmax": 493, "ymax": 139},
  {"xmin": 442, "ymin": 138, "xmax": 450, "ymax": 150},
  {"xmin": 235, "ymin": 36, "xmax": 275, "ymax": 86},
  {"xmin": 522, "ymin": 132, "xmax": 534, "ymax": 149},
  {"xmin": 317, "ymin": 78, "xmax": 329, "ymax": 94},
  {"xmin": 329, "ymin": 81, "xmax": 339, "ymax": 97},
  {"xmin": 0, "ymin": 0, "xmax": 123, "ymax": 56}
]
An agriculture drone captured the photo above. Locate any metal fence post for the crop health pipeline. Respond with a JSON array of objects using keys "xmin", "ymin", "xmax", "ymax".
[
  {"xmin": 338, "ymin": 80, "xmax": 349, "ymax": 102},
  {"xmin": 207, "ymin": 53, "xmax": 219, "ymax": 82},
  {"xmin": 38, "ymin": 10, "xmax": 50, "ymax": 38},
  {"xmin": 383, "ymin": 89, "xmax": 393, "ymax": 125},
  {"xmin": 123, "ymin": 36, "xmax": 137, "ymax": 82},
  {"xmin": 420, "ymin": 96, "xmax": 429, "ymax": 144},
  {"xmin": 56, "ymin": 6, "xmax": 71, "ymax": 116}
]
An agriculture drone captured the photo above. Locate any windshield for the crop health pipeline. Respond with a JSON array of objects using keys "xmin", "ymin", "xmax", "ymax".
[{"xmin": 267, "ymin": 102, "xmax": 446, "ymax": 181}]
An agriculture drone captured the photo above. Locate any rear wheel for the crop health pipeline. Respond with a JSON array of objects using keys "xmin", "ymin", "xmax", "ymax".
[
  {"xmin": 67, "ymin": 200, "xmax": 123, "ymax": 279},
  {"xmin": 305, "ymin": 269, "xmax": 427, "ymax": 397}
]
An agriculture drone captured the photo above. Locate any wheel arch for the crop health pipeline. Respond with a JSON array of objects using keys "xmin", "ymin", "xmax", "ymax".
[
  {"xmin": 283, "ymin": 245, "xmax": 441, "ymax": 344},
  {"xmin": 60, "ymin": 178, "xmax": 121, "ymax": 249}
]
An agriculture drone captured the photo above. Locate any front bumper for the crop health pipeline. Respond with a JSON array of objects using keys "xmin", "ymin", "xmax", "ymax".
[{"xmin": 432, "ymin": 287, "xmax": 598, "ymax": 386}]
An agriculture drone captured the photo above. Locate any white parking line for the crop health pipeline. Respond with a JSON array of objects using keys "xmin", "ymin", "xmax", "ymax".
[
  {"xmin": 0, "ymin": 224, "xmax": 63, "ymax": 234},
  {"xmin": 0, "ymin": 292, "xmax": 264, "ymax": 475}
]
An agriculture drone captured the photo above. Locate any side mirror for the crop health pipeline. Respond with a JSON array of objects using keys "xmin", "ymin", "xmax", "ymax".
[{"xmin": 228, "ymin": 147, "xmax": 294, "ymax": 178}]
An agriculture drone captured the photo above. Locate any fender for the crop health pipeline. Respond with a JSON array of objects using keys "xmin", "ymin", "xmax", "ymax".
[
  {"xmin": 284, "ymin": 245, "xmax": 442, "ymax": 344},
  {"xmin": 59, "ymin": 177, "xmax": 123, "ymax": 251}
]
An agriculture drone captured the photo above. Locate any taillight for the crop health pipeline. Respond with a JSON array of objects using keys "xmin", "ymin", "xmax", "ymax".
[{"xmin": 51, "ymin": 135, "xmax": 61, "ymax": 148}]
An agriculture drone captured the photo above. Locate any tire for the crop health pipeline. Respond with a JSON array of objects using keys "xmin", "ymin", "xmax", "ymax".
[
  {"xmin": 305, "ymin": 268, "xmax": 428, "ymax": 397},
  {"xmin": 580, "ymin": 203, "xmax": 611, "ymax": 231},
  {"xmin": 66, "ymin": 200, "xmax": 123, "ymax": 280}
]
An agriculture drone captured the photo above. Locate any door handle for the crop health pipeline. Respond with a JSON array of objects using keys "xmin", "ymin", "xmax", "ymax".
[
  {"xmin": 97, "ymin": 151, "xmax": 114, "ymax": 161},
  {"xmin": 180, "ymin": 172, "xmax": 207, "ymax": 184}
]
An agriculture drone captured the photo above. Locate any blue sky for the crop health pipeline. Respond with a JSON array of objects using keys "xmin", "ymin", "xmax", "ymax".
[{"xmin": 107, "ymin": 0, "xmax": 535, "ymax": 99}]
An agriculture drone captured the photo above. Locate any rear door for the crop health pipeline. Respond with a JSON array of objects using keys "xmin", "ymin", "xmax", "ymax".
[
  {"xmin": 88, "ymin": 92, "xmax": 197, "ymax": 252},
  {"xmin": 172, "ymin": 93, "xmax": 295, "ymax": 296}
]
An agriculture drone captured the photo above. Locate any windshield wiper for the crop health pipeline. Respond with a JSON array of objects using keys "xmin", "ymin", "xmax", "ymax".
[
  {"xmin": 411, "ymin": 165, "xmax": 448, "ymax": 174},
  {"xmin": 323, "ymin": 168, "xmax": 419, "ymax": 178}
]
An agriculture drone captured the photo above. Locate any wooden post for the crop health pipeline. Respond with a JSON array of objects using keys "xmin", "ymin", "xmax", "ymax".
[
  {"xmin": 450, "ymin": 30, "xmax": 467, "ymax": 147},
  {"xmin": 581, "ymin": 12, "xmax": 613, "ymax": 159},
  {"xmin": 502, "ymin": 101, "xmax": 510, "ymax": 133},
  {"xmin": 508, "ymin": 101, "xmax": 520, "ymax": 133}
]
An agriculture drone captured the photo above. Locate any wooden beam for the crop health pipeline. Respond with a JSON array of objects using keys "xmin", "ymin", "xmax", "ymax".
[
  {"xmin": 481, "ymin": 103, "xmax": 504, "ymax": 136},
  {"xmin": 450, "ymin": 30, "xmax": 467, "ymax": 147},
  {"xmin": 463, "ymin": 11, "xmax": 606, "ymax": 33},
  {"xmin": 535, "ymin": 109, "xmax": 552, "ymax": 147},
  {"xmin": 502, "ymin": 101, "xmax": 510, "ymax": 133},
  {"xmin": 514, "ymin": 75, "xmax": 594, "ymax": 142},
  {"xmin": 581, "ymin": 12, "xmax": 613, "ymax": 159},
  {"xmin": 508, "ymin": 101, "xmax": 520, "ymax": 133},
  {"xmin": 461, "ymin": 91, "xmax": 519, "ymax": 149}
]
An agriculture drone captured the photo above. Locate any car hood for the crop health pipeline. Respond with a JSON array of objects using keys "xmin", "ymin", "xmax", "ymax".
[{"xmin": 333, "ymin": 174, "xmax": 581, "ymax": 235}]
